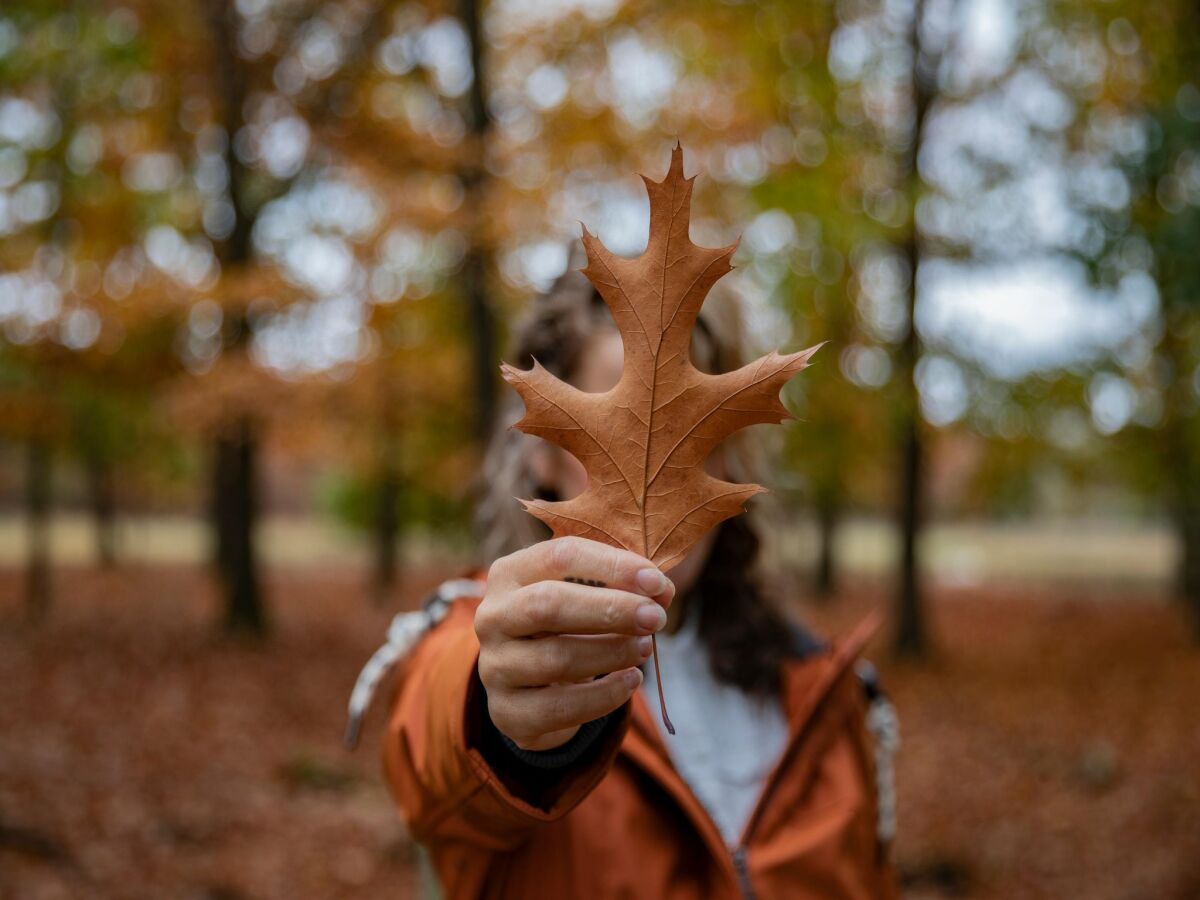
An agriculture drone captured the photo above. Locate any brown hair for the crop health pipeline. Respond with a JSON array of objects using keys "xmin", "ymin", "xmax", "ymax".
[{"xmin": 475, "ymin": 267, "xmax": 796, "ymax": 696}]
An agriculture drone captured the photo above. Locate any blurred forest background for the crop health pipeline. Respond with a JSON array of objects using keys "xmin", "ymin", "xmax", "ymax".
[{"xmin": 1, "ymin": 0, "xmax": 1198, "ymax": 898}]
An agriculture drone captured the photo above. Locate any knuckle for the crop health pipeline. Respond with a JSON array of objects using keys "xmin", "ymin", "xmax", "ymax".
[
  {"xmin": 548, "ymin": 537, "xmax": 581, "ymax": 572},
  {"xmin": 601, "ymin": 595, "xmax": 624, "ymax": 631},
  {"xmin": 476, "ymin": 651, "xmax": 501, "ymax": 689},
  {"xmin": 472, "ymin": 606, "xmax": 492, "ymax": 641},
  {"xmin": 486, "ymin": 553, "xmax": 510, "ymax": 585},
  {"xmin": 473, "ymin": 598, "xmax": 500, "ymax": 640},
  {"xmin": 541, "ymin": 642, "xmax": 572, "ymax": 682},
  {"xmin": 485, "ymin": 694, "xmax": 511, "ymax": 728},
  {"xmin": 523, "ymin": 582, "xmax": 558, "ymax": 630},
  {"xmin": 602, "ymin": 549, "xmax": 626, "ymax": 585}
]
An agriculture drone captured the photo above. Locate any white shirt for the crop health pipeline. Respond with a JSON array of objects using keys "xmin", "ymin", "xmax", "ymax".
[{"xmin": 640, "ymin": 612, "xmax": 790, "ymax": 847}]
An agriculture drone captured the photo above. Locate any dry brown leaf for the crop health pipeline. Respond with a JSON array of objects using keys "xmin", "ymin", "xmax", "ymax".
[{"xmin": 501, "ymin": 144, "xmax": 821, "ymax": 730}]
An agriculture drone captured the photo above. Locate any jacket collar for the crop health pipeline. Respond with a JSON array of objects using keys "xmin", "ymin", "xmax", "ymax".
[{"xmin": 618, "ymin": 612, "xmax": 882, "ymax": 861}]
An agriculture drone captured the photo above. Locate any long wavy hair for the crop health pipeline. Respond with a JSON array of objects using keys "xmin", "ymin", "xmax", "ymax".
[{"xmin": 475, "ymin": 268, "xmax": 796, "ymax": 696}]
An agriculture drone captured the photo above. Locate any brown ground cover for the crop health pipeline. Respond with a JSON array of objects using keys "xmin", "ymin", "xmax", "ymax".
[{"xmin": 1, "ymin": 565, "xmax": 1197, "ymax": 899}]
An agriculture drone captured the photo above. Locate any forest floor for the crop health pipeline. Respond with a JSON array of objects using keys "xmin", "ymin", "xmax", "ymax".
[{"xmin": 1, "ymin": 563, "xmax": 1198, "ymax": 900}]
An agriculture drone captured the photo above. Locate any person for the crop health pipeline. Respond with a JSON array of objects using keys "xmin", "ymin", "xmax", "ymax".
[{"xmin": 350, "ymin": 269, "xmax": 899, "ymax": 899}]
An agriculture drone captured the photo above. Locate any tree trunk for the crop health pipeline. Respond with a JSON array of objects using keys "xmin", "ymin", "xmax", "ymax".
[
  {"xmin": 1180, "ymin": 502, "xmax": 1200, "ymax": 635},
  {"xmin": 215, "ymin": 420, "xmax": 264, "ymax": 634},
  {"xmin": 458, "ymin": 0, "xmax": 498, "ymax": 443},
  {"xmin": 212, "ymin": 435, "xmax": 232, "ymax": 576},
  {"xmin": 894, "ymin": 0, "xmax": 935, "ymax": 659},
  {"xmin": 1166, "ymin": 418, "xmax": 1200, "ymax": 630},
  {"xmin": 84, "ymin": 453, "xmax": 117, "ymax": 568},
  {"xmin": 207, "ymin": 0, "xmax": 266, "ymax": 635},
  {"xmin": 813, "ymin": 493, "xmax": 839, "ymax": 600},
  {"xmin": 1165, "ymin": 428, "xmax": 1200, "ymax": 636},
  {"xmin": 1161, "ymin": 306, "xmax": 1200, "ymax": 636},
  {"xmin": 26, "ymin": 440, "xmax": 51, "ymax": 622},
  {"xmin": 373, "ymin": 466, "xmax": 401, "ymax": 604},
  {"xmin": 894, "ymin": 414, "xmax": 925, "ymax": 656},
  {"xmin": 460, "ymin": 240, "xmax": 498, "ymax": 443}
]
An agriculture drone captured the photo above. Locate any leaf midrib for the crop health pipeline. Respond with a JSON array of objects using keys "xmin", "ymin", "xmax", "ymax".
[{"xmin": 639, "ymin": 175, "xmax": 682, "ymax": 558}]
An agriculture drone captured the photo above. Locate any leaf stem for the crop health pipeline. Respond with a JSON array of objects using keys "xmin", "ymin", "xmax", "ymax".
[{"xmin": 650, "ymin": 635, "xmax": 675, "ymax": 735}]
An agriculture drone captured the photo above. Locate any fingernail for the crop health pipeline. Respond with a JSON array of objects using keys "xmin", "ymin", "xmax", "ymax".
[
  {"xmin": 636, "ymin": 568, "xmax": 667, "ymax": 596},
  {"xmin": 623, "ymin": 668, "xmax": 644, "ymax": 689},
  {"xmin": 636, "ymin": 603, "xmax": 667, "ymax": 633},
  {"xmin": 636, "ymin": 636, "xmax": 653, "ymax": 658}
]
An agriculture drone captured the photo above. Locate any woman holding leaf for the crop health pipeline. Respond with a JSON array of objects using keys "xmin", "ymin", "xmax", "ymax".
[{"xmin": 351, "ymin": 148, "xmax": 898, "ymax": 899}]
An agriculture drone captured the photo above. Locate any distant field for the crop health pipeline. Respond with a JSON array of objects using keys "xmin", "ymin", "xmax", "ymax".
[
  {"xmin": 0, "ymin": 513, "xmax": 1177, "ymax": 588},
  {"xmin": 775, "ymin": 517, "xmax": 1177, "ymax": 588},
  {"xmin": 0, "ymin": 514, "xmax": 468, "ymax": 571}
]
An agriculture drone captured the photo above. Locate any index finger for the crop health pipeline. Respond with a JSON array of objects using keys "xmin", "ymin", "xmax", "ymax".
[
  {"xmin": 505, "ymin": 581, "xmax": 668, "ymax": 637},
  {"xmin": 491, "ymin": 536, "xmax": 674, "ymax": 602}
]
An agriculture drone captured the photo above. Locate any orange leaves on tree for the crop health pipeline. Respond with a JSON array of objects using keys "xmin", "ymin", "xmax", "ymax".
[{"xmin": 501, "ymin": 144, "xmax": 822, "ymax": 732}]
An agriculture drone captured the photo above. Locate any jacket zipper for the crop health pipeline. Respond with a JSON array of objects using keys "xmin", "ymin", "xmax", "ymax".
[
  {"xmin": 727, "ymin": 664, "xmax": 848, "ymax": 900},
  {"xmin": 731, "ymin": 846, "xmax": 755, "ymax": 900}
]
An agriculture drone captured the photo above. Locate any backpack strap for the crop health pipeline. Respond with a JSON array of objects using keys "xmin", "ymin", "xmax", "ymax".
[
  {"xmin": 856, "ymin": 660, "xmax": 899, "ymax": 844},
  {"xmin": 344, "ymin": 577, "xmax": 485, "ymax": 749},
  {"xmin": 789, "ymin": 613, "xmax": 899, "ymax": 844},
  {"xmin": 787, "ymin": 620, "xmax": 827, "ymax": 659}
]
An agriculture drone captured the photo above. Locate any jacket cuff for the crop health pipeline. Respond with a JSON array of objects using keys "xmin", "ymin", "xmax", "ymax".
[
  {"xmin": 496, "ymin": 712, "xmax": 615, "ymax": 769},
  {"xmin": 465, "ymin": 659, "xmax": 630, "ymax": 812}
]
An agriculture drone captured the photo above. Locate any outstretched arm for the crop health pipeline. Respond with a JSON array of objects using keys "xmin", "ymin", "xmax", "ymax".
[{"xmin": 382, "ymin": 537, "xmax": 672, "ymax": 849}]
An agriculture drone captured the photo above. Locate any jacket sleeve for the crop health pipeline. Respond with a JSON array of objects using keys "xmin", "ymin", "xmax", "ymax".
[{"xmin": 381, "ymin": 598, "xmax": 630, "ymax": 853}]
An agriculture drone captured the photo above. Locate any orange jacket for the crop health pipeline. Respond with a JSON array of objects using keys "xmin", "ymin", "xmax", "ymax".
[{"xmin": 382, "ymin": 593, "xmax": 898, "ymax": 899}]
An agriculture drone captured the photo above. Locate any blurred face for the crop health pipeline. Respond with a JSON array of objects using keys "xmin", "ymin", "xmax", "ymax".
[{"xmin": 529, "ymin": 325, "xmax": 719, "ymax": 616}]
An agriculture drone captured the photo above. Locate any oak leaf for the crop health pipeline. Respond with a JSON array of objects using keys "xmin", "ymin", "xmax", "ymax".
[{"xmin": 501, "ymin": 145, "xmax": 821, "ymax": 731}]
